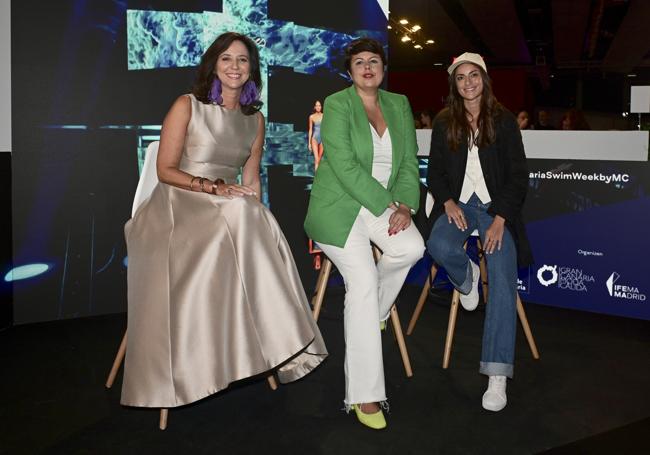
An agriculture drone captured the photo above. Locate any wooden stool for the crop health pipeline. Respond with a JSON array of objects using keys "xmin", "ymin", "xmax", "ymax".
[
  {"xmin": 311, "ymin": 247, "xmax": 413, "ymax": 377},
  {"xmin": 105, "ymin": 331, "xmax": 278, "ymax": 430},
  {"xmin": 407, "ymin": 232, "xmax": 487, "ymax": 336},
  {"xmin": 405, "ymin": 235, "xmax": 540, "ymax": 368}
]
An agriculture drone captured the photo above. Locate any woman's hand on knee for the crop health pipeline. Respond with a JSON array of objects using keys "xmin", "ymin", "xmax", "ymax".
[
  {"xmin": 484, "ymin": 216, "xmax": 505, "ymax": 254},
  {"xmin": 214, "ymin": 182, "xmax": 257, "ymax": 198},
  {"xmin": 388, "ymin": 204, "xmax": 411, "ymax": 236},
  {"xmin": 443, "ymin": 199, "xmax": 467, "ymax": 231}
]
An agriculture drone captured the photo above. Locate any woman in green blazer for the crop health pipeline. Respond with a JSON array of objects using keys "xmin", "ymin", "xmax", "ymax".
[{"xmin": 304, "ymin": 38, "xmax": 424, "ymax": 430}]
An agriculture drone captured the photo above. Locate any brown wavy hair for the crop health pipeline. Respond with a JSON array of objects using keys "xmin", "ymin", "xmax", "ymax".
[
  {"xmin": 444, "ymin": 64, "xmax": 503, "ymax": 151},
  {"xmin": 191, "ymin": 32, "xmax": 263, "ymax": 116}
]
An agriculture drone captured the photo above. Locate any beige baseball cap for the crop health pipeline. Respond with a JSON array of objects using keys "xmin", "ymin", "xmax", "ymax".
[{"xmin": 447, "ymin": 52, "xmax": 487, "ymax": 75}]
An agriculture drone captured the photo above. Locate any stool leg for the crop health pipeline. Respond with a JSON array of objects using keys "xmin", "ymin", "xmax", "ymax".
[
  {"xmin": 105, "ymin": 331, "xmax": 127, "ymax": 388},
  {"xmin": 390, "ymin": 305, "xmax": 413, "ymax": 377},
  {"xmin": 407, "ymin": 264, "xmax": 438, "ymax": 335},
  {"xmin": 443, "ymin": 290, "xmax": 461, "ymax": 369},
  {"xmin": 267, "ymin": 374, "xmax": 278, "ymax": 390},
  {"xmin": 311, "ymin": 258, "xmax": 332, "ymax": 321},
  {"xmin": 311, "ymin": 260, "xmax": 326, "ymax": 306},
  {"xmin": 476, "ymin": 239, "xmax": 489, "ymax": 304},
  {"xmin": 372, "ymin": 245, "xmax": 382, "ymax": 263},
  {"xmin": 159, "ymin": 409, "xmax": 168, "ymax": 430},
  {"xmin": 516, "ymin": 294, "xmax": 540, "ymax": 359}
]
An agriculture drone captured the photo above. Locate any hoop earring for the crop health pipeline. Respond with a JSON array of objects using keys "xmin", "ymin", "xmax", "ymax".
[
  {"xmin": 239, "ymin": 80, "xmax": 259, "ymax": 105},
  {"xmin": 208, "ymin": 78, "xmax": 223, "ymax": 104}
]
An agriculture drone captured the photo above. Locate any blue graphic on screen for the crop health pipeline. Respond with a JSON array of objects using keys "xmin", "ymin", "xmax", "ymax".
[
  {"xmin": 10, "ymin": 0, "xmax": 388, "ymax": 292},
  {"xmin": 124, "ymin": 0, "xmax": 386, "ymax": 189}
]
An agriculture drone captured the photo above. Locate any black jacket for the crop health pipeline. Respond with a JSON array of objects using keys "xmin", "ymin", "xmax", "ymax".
[{"xmin": 426, "ymin": 108, "xmax": 534, "ymax": 267}]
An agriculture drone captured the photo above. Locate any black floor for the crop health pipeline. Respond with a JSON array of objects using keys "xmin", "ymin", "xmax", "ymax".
[{"xmin": 1, "ymin": 285, "xmax": 649, "ymax": 454}]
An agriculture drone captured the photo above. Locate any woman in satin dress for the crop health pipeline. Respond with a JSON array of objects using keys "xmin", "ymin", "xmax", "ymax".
[{"xmin": 121, "ymin": 32, "xmax": 327, "ymax": 408}]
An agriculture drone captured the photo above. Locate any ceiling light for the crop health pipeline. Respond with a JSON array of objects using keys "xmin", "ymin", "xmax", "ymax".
[
  {"xmin": 434, "ymin": 63, "xmax": 443, "ymax": 66},
  {"xmin": 426, "ymin": 39, "xmax": 435, "ymax": 44},
  {"xmin": 627, "ymin": 73, "xmax": 637, "ymax": 77},
  {"xmin": 399, "ymin": 19, "xmax": 409, "ymax": 25},
  {"xmin": 414, "ymin": 44, "xmax": 423, "ymax": 49},
  {"xmin": 401, "ymin": 35, "xmax": 411, "ymax": 42},
  {"xmin": 387, "ymin": 25, "xmax": 392, "ymax": 29},
  {"xmin": 411, "ymin": 25, "xmax": 421, "ymax": 32}
]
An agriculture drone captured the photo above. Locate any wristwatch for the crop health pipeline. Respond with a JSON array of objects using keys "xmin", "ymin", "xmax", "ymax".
[{"xmin": 395, "ymin": 201, "xmax": 416, "ymax": 215}]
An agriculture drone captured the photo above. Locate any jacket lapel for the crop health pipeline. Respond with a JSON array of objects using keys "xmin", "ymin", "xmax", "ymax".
[{"xmin": 347, "ymin": 87, "xmax": 373, "ymax": 170}]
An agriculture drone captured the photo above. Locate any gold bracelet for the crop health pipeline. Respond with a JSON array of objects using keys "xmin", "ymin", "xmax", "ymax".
[
  {"xmin": 189, "ymin": 176, "xmax": 199, "ymax": 191},
  {"xmin": 199, "ymin": 177, "xmax": 206, "ymax": 192}
]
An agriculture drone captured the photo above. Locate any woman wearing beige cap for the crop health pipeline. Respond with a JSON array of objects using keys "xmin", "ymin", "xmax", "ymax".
[{"xmin": 425, "ymin": 52, "xmax": 533, "ymax": 411}]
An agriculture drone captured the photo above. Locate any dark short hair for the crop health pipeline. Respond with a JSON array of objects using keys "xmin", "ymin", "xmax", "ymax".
[
  {"xmin": 192, "ymin": 32, "xmax": 263, "ymax": 115},
  {"xmin": 344, "ymin": 37, "xmax": 386, "ymax": 72}
]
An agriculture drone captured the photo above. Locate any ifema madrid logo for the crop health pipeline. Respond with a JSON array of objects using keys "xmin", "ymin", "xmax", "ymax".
[
  {"xmin": 537, "ymin": 264, "xmax": 594, "ymax": 291},
  {"xmin": 606, "ymin": 272, "xmax": 646, "ymax": 301}
]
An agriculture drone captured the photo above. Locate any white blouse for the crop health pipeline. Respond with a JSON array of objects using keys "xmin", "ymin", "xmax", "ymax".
[
  {"xmin": 370, "ymin": 123, "xmax": 392, "ymax": 188},
  {"xmin": 459, "ymin": 135, "xmax": 491, "ymax": 204}
]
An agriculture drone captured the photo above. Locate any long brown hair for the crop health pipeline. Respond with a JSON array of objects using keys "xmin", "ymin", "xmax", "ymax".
[
  {"xmin": 445, "ymin": 64, "xmax": 503, "ymax": 151},
  {"xmin": 191, "ymin": 32, "xmax": 263, "ymax": 115}
]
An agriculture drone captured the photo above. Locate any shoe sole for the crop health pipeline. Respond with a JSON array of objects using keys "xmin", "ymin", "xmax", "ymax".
[{"xmin": 482, "ymin": 401, "xmax": 507, "ymax": 412}]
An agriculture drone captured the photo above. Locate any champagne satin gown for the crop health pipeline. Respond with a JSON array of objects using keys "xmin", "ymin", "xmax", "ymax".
[{"xmin": 121, "ymin": 94, "xmax": 328, "ymax": 408}]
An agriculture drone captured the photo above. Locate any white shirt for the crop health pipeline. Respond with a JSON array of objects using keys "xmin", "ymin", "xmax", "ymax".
[
  {"xmin": 370, "ymin": 124, "xmax": 392, "ymax": 188},
  {"xmin": 459, "ymin": 134, "xmax": 491, "ymax": 204}
]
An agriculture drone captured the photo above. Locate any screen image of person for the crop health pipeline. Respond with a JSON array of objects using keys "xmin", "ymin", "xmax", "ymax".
[
  {"xmin": 304, "ymin": 38, "xmax": 425, "ymax": 430},
  {"xmin": 308, "ymin": 100, "xmax": 324, "ymax": 169},
  {"xmin": 425, "ymin": 52, "xmax": 533, "ymax": 412},
  {"xmin": 121, "ymin": 32, "xmax": 327, "ymax": 409}
]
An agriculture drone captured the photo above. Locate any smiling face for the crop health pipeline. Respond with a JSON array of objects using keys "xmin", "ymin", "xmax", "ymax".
[
  {"xmin": 214, "ymin": 40, "xmax": 251, "ymax": 91},
  {"xmin": 454, "ymin": 62, "xmax": 484, "ymax": 103},
  {"xmin": 348, "ymin": 51, "xmax": 384, "ymax": 91}
]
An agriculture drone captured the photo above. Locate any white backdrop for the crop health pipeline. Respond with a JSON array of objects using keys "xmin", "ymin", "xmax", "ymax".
[{"xmin": 416, "ymin": 129, "xmax": 648, "ymax": 161}]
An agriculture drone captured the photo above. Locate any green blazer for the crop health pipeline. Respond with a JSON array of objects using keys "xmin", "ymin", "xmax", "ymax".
[{"xmin": 304, "ymin": 86, "xmax": 420, "ymax": 248}]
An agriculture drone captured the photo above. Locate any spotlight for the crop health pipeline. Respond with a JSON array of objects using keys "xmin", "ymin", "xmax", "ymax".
[
  {"xmin": 434, "ymin": 62, "xmax": 443, "ymax": 66},
  {"xmin": 401, "ymin": 35, "xmax": 411, "ymax": 42},
  {"xmin": 4, "ymin": 263, "xmax": 51, "ymax": 282},
  {"xmin": 426, "ymin": 39, "xmax": 435, "ymax": 44},
  {"xmin": 627, "ymin": 74, "xmax": 637, "ymax": 78},
  {"xmin": 387, "ymin": 25, "xmax": 392, "ymax": 29},
  {"xmin": 414, "ymin": 44, "xmax": 423, "ymax": 49},
  {"xmin": 411, "ymin": 25, "xmax": 421, "ymax": 32},
  {"xmin": 399, "ymin": 19, "xmax": 408, "ymax": 25}
]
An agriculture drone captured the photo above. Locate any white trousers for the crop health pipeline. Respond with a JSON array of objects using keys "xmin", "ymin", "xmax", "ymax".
[{"xmin": 317, "ymin": 207, "xmax": 425, "ymax": 405}]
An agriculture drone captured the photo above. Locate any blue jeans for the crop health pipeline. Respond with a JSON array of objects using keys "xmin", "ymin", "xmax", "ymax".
[{"xmin": 426, "ymin": 193, "xmax": 517, "ymax": 378}]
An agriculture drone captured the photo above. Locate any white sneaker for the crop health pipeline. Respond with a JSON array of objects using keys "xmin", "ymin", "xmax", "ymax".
[
  {"xmin": 459, "ymin": 260, "xmax": 480, "ymax": 311},
  {"xmin": 482, "ymin": 375, "xmax": 507, "ymax": 412}
]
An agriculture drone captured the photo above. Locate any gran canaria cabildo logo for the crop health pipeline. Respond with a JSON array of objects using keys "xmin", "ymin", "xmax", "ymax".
[
  {"xmin": 537, "ymin": 264, "xmax": 594, "ymax": 291},
  {"xmin": 537, "ymin": 265, "xmax": 558, "ymax": 287}
]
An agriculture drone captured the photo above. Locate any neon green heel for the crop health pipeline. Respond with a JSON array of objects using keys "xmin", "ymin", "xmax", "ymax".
[{"xmin": 352, "ymin": 404, "xmax": 387, "ymax": 430}]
